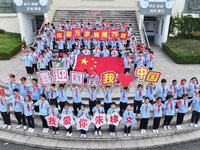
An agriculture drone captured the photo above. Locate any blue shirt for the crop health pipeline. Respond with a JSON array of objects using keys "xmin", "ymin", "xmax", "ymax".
[
  {"xmin": 58, "ymin": 89, "xmax": 67, "ymax": 102},
  {"xmin": 107, "ymin": 108, "xmax": 119, "ymax": 115},
  {"xmin": 48, "ymin": 107, "xmax": 59, "ymax": 117},
  {"xmin": 192, "ymin": 97, "xmax": 200, "ymax": 112},
  {"xmin": 177, "ymin": 85, "xmax": 189, "ymax": 98},
  {"xmin": 93, "ymin": 49, "xmax": 101, "ymax": 57},
  {"xmin": 145, "ymin": 86, "xmax": 155, "ymax": 100},
  {"xmin": 136, "ymin": 57, "xmax": 145, "ymax": 67},
  {"xmin": 39, "ymin": 86, "xmax": 47, "ymax": 97},
  {"xmin": 91, "ymin": 74, "xmax": 99, "ymax": 79},
  {"xmin": 58, "ymin": 40, "xmax": 65, "ymax": 49},
  {"xmin": 140, "ymin": 103, "xmax": 152, "ymax": 118},
  {"xmin": 120, "ymin": 91, "xmax": 129, "ymax": 103},
  {"xmin": 111, "ymin": 50, "xmax": 118, "ymax": 57},
  {"xmin": 135, "ymin": 89, "xmax": 144, "ymax": 101},
  {"xmin": 18, "ymin": 83, "xmax": 29, "ymax": 98},
  {"xmin": 0, "ymin": 95, "xmax": 9, "ymax": 112},
  {"xmin": 47, "ymin": 88, "xmax": 57, "ymax": 99},
  {"xmin": 35, "ymin": 100, "xmax": 50, "ymax": 116},
  {"xmin": 164, "ymin": 100, "xmax": 177, "ymax": 116},
  {"xmin": 93, "ymin": 106, "xmax": 105, "ymax": 114},
  {"xmin": 121, "ymin": 51, "xmax": 127, "ymax": 59},
  {"xmin": 74, "ymin": 49, "xmax": 81, "ymax": 56},
  {"xmin": 28, "ymin": 84, "xmax": 41, "ymax": 100},
  {"xmin": 72, "ymin": 89, "xmax": 82, "ymax": 103},
  {"xmin": 104, "ymin": 91, "xmax": 112, "ymax": 103},
  {"xmin": 178, "ymin": 99, "xmax": 190, "ymax": 113},
  {"xmin": 153, "ymin": 103, "xmax": 166, "ymax": 117},
  {"xmin": 62, "ymin": 58, "xmax": 70, "ymax": 69},
  {"xmin": 169, "ymin": 85, "xmax": 178, "ymax": 99},
  {"xmin": 6, "ymin": 81, "xmax": 18, "ymax": 96},
  {"xmin": 83, "ymin": 49, "xmax": 91, "ymax": 55},
  {"xmin": 29, "ymin": 53, "xmax": 37, "ymax": 64},
  {"xmin": 38, "ymin": 58, "xmax": 47, "ymax": 69},
  {"xmin": 62, "ymin": 108, "xmax": 73, "ymax": 115},
  {"xmin": 189, "ymin": 83, "xmax": 199, "ymax": 97},
  {"xmin": 88, "ymin": 90, "xmax": 98, "ymax": 101},
  {"xmin": 8, "ymin": 95, "xmax": 24, "ymax": 112},
  {"xmin": 102, "ymin": 50, "xmax": 109, "ymax": 57},
  {"xmin": 118, "ymin": 40, "xmax": 125, "ymax": 50},
  {"xmin": 156, "ymin": 85, "xmax": 169, "ymax": 101},
  {"xmin": 22, "ymin": 101, "xmax": 34, "ymax": 116},
  {"xmin": 123, "ymin": 109, "xmax": 135, "ymax": 117},
  {"xmin": 77, "ymin": 109, "xmax": 89, "ymax": 117},
  {"xmin": 37, "ymin": 41, "xmax": 44, "ymax": 50},
  {"xmin": 124, "ymin": 59, "xmax": 131, "ymax": 68},
  {"xmin": 146, "ymin": 56, "xmax": 154, "ymax": 68}
]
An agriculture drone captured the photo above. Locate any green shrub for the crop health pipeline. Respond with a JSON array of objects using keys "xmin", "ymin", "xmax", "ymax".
[{"xmin": 0, "ymin": 29, "xmax": 5, "ymax": 34}]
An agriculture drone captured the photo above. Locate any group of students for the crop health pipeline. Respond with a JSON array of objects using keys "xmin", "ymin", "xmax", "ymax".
[{"xmin": 0, "ymin": 73, "xmax": 200, "ymax": 137}]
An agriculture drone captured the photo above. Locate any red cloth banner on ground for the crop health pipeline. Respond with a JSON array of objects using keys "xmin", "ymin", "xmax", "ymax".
[
  {"xmin": 119, "ymin": 31, "xmax": 128, "ymax": 40},
  {"xmin": 101, "ymin": 30, "xmax": 109, "ymax": 39},
  {"xmin": 73, "ymin": 28, "xmax": 82, "ymax": 38},
  {"xmin": 70, "ymin": 71, "xmax": 84, "ymax": 85},
  {"xmin": 55, "ymin": 31, "xmax": 64, "ymax": 39},
  {"xmin": 65, "ymin": 29, "xmax": 73, "ymax": 39},
  {"xmin": 93, "ymin": 30, "xmax": 101, "ymax": 40},
  {"xmin": 74, "ymin": 55, "xmax": 124, "ymax": 76},
  {"xmin": 110, "ymin": 29, "xmax": 119, "ymax": 39},
  {"xmin": 53, "ymin": 68, "xmax": 68, "ymax": 83},
  {"xmin": 83, "ymin": 29, "xmax": 92, "ymax": 39}
]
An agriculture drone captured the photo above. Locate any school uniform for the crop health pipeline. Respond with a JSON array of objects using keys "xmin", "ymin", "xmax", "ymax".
[
  {"xmin": 111, "ymin": 50, "xmax": 118, "ymax": 57},
  {"xmin": 58, "ymin": 40, "xmax": 65, "ymax": 57},
  {"xmin": 74, "ymin": 49, "xmax": 81, "ymax": 56},
  {"xmin": 28, "ymin": 84, "xmax": 41, "ymax": 112},
  {"xmin": 18, "ymin": 83, "xmax": 29, "ymax": 99},
  {"xmin": 156, "ymin": 85, "xmax": 169, "ymax": 103},
  {"xmin": 146, "ymin": 56, "xmax": 154, "ymax": 70},
  {"xmin": 136, "ymin": 56, "xmax": 145, "ymax": 67},
  {"xmin": 38, "ymin": 58, "xmax": 47, "ymax": 70},
  {"xmin": 134, "ymin": 89, "xmax": 144, "ymax": 114},
  {"xmin": 177, "ymin": 99, "xmax": 189, "ymax": 125},
  {"xmin": 49, "ymin": 107, "xmax": 59, "ymax": 131},
  {"xmin": 58, "ymin": 89, "xmax": 68, "ymax": 112},
  {"xmin": 163, "ymin": 100, "xmax": 177, "ymax": 126},
  {"xmin": 133, "ymin": 52, "xmax": 138, "ymax": 70},
  {"xmin": 145, "ymin": 86, "xmax": 155, "ymax": 104},
  {"xmin": 83, "ymin": 73, "xmax": 90, "ymax": 83},
  {"xmin": 102, "ymin": 49, "xmax": 109, "ymax": 57},
  {"xmin": 35, "ymin": 100, "xmax": 50, "ymax": 128},
  {"xmin": 29, "ymin": 52, "xmax": 38, "ymax": 72},
  {"xmin": 177, "ymin": 85, "xmax": 189, "ymax": 99},
  {"xmin": 6, "ymin": 81, "xmax": 18, "ymax": 96},
  {"xmin": 169, "ymin": 84, "xmax": 178, "ymax": 99},
  {"xmin": 119, "ymin": 91, "xmax": 129, "ymax": 116},
  {"xmin": 188, "ymin": 83, "xmax": 199, "ymax": 107},
  {"xmin": 78, "ymin": 109, "xmax": 89, "ymax": 134},
  {"xmin": 140, "ymin": 103, "xmax": 152, "ymax": 129},
  {"xmin": 47, "ymin": 51, "xmax": 53, "ymax": 69},
  {"xmin": 88, "ymin": 90, "xmax": 98, "ymax": 116},
  {"xmin": 93, "ymin": 106, "xmax": 105, "ymax": 131},
  {"xmin": 123, "ymin": 110, "xmax": 135, "ymax": 134},
  {"xmin": 22, "ymin": 101, "xmax": 34, "ymax": 129},
  {"xmin": 121, "ymin": 51, "xmax": 127, "ymax": 59},
  {"xmin": 93, "ymin": 49, "xmax": 101, "ymax": 57},
  {"xmin": 111, "ymin": 40, "xmax": 117, "ymax": 48},
  {"xmin": 191, "ymin": 97, "xmax": 200, "ymax": 125},
  {"xmin": 153, "ymin": 103, "xmax": 166, "ymax": 129},
  {"xmin": 107, "ymin": 108, "xmax": 119, "ymax": 133},
  {"xmin": 103, "ymin": 91, "xmax": 112, "ymax": 114},
  {"xmin": 22, "ymin": 56, "xmax": 33, "ymax": 74},
  {"xmin": 72, "ymin": 89, "xmax": 82, "ymax": 116},
  {"xmin": 118, "ymin": 40, "xmax": 125, "ymax": 51},
  {"xmin": 37, "ymin": 41, "xmax": 44, "ymax": 50},
  {"xmin": 8, "ymin": 95, "xmax": 27, "ymax": 126},
  {"xmin": 0, "ymin": 95, "xmax": 11, "ymax": 125},
  {"xmin": 82, "ymin": 49, "xmax": 91, "ymax": 55},
  {"xmin": 90, "ymin": 74, "xmax": 99, "ymax": 80},
  {"xmin": 39, "ymin": 86, "xmax": 48, "ymax": 97},
  {"xmin": 62, "ymin": 108, "xmax": 73, "ymax": 133},
  {"xmin": 47, "ymin": 88, "xmax": 58, "ymax": 107},
  {"xmin": 124, "ymin": 59, "xmax": 131, "ymax": 74}
]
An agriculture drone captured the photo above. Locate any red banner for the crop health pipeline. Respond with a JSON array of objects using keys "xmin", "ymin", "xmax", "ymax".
[
  {"xmin": 73, "ymin": 28, "xmax": 82, "ymax": 38},
  {"xmin": 119, "ymin": 31, "xmax": 128, "ymax": 40},
  {"xmin": 55, "ymin": 31, "xmax": 64, "ymax": 39},
  {"xmin": 65, "ymin": 29, "xmax": 73, "ymax": 39},
  {"xmin": 93, "ymin": 30, "xmax": 101, "ymax": 40},
  {"xmin": 83, "ymin": 29, "xmax": 91, "ymax": 39},
  {"xmin": 101, "ymin": 30, "xmax": 109, "ymax": 40},
  {"xmin": 110, "ymin": 29, "xmax": 119, "ymax": 39}
]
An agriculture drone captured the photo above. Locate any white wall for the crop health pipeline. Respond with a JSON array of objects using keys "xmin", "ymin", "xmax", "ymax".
[
  {"xmin": 171, "ymin": 0, "xmax": 185, "ymax": 16},
  {"xmin": 0, "ymin": 13, "xmax": 20, "ymax": 33},
  {"xmin": 18, "ymin": 13, "xmax": 37, "ymax": 45},
  {"xmin": 154, "ymin": 15, "xmax": 171, "ymax": 47}
]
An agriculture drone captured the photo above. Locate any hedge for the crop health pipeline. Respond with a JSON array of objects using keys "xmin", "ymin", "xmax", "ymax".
[
  {"xmin": 162, "ymin": 37, "xmax": 200, "ymax": 64},
  {"xmin": 0, "ymin": 32, "xmax": 26, "ymax": 60}
]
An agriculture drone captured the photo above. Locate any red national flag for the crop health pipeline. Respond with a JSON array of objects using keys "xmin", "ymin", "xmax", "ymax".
[
  {"xmin": 119, "ymin": 31, "xmax": 128, "ymax": 40},
  {"xmin": 110, "ymin": 29, "xmax": 119, "ymax": 39},
  {"xmin": 83, "ymin": 29, "xmax": 91, "ymax": 39},
  {"xmin": 55, "ymin": 31, "xmax": 64, "ymax": 39},
  {"xmin": 74, "ymin": 55, "xmax": 124, "ymax": 76},
  {"xmin": 93, "ymin": 30, "xmax": 101, "ymax": 40},
  {"xmin": 65, "ymin": 29, "xmax": 73, "ymax": 39},
  {"xmin": 101, "ymin": 30, "xmax": 109, "ymax": 40},
  {"xmin": 73, "ymin": 28, "xmax": 82, "ymax": 38}
]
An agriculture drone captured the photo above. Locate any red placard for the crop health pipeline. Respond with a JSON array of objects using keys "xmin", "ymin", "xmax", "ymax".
[
  {"xmin": 55, "ymin": 31, "xmax": 64, "ymax": 39},
  {"xmin": 119, "ymin": 31, "xmax": 128, "ymax": 40},
  {"xmin": 65, "ymin": 29, "xmax": 73, "ymax": 39},
  {"xmin": 144, "ymin": 71, "xmax": 162, "ymax": 83},
  {"xmin": 83, "ymin": 29, "xmax": 91, "ymax": 39},
  {"xmin": 100, "ymin": 71, "xmax": 116, "ymax": 85},
  {"xmin": 73, "ymin": 28, "xmax": 82, "ymax": 38},
  {"xmin": 110, "ymin": 29, "xmax": 119, "ymax": 39},
  {"xmin": 101, "ymin": 30, "xmax": 109, "ymax": 40},
  {"xmin": 93, "ymin": 30, "xmax": 101, "ymax": 40}
]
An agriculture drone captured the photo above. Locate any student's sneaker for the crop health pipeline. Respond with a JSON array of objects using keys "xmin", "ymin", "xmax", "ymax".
[
  {"xmin": 163, "ymin": 126, "xmax": 167, "ymax": 130},
  {"xmin": 167, "ymin": 126, "xmax": 171, "ymax": 130},
  {"xmin": 95, "ymin": 131, "xmax": 98, "ymax": 136},
  {"xmin": 194, "ymin": 124, "xmax": 198, "ymax": 128},
  {"xmin": 69, "ymin": 133, "xmax": 72, "ymax": 137},
  {"xmin": 112, "ymin": 133, "xmax": 115, "ymax": 136},
  {"xmin": 28, "ymin": 128, "xmax": 32, "ymax": 132},
  {"xmin": 45, "ymin": 128, "xmax": 49, "ymax": 133},
  {"xmin": 176, "ymin": 125, "xmax": 180, "ymax": 130},
  {"xmin": 137, "ymin": 114, "xmax": 140, "ymax": 117},
  {"xmin": 7, "ymin": 125, "xmax": 11, "ymax": 130},
  {"xmin": 56, "ymin": 131, "xmax": 59, "ymax": 134},
  {"xmin": 66, "ymin": 132, "xmax": 69, "ymax": 137},
  {"xmin": 30, "ymin": 128, "xmax": 34, "ymax": 133},
  {"xmin": 42, "ymin": 128, "xmax": 46, "ymax": 133},
  {"xmin": 23, "ymin": 125, "xmax": 27, "ymax": 130},
  {"xmin": 124, "ymin": 133, "xmax": 127, "ymax": 136},
  {"xmin": 16, "ymin": 124, "xmax": 22, "ymax": 129},
  {"xmin": 3, "ymin": 124, "xmax": 8, "ymax": 129},
  {"xmin": 28, "ymin": 76, "xmax": 30, "ymax": 80},
  {"xmin": 179, "ymin": 125, "xmax": 182, "ymax": 130},
  {"xmin": 128, "ymin": 134, "xmax": 130, "ymax": 136},
  {"xmin": 98, "ymin": 131, "xmax": 102, "ymax": 136},
  {"xmin": 52, "ymin": 131, "xmax": 55, "ymax": 134},
  {"xmin": 83, "ymin": 134, "xmax": 86, "ymax": 138},
  {"xmin": 143, "ymin": 130, "xmax": 146, "ymax": 134},
  {"xmin": 109, "ymin": 132, "xmax": 112, "ymax": 136},
  {"xmin": 80, "ymin": 134, "xmax": 83, "ymax": 138},
  {"xmin": 190, "ymin": 123, "xmax": 193, "ymax": 127},
  {"xmin": 156, "ymin": 130, "xmax": 159, "ymax": 133},
  {"xmin": 152, "ymin": 129, "xmax": 156, "ymax": 133},
  {"xmin": 141, "ymin": 129, "xmax": 144, "ymax": 134}
]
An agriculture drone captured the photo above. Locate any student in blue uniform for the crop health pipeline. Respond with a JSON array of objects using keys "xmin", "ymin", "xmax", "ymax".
[
  {"xmin": 56, "ymin": 83, "xmax": 68, "ymax": 112},
  {"xmin": 83, "ymin": 69, "xmax": 90, "ymax": 84},
  {"xmin": 107, "ymin": 102, "xmax": 119, "ymax": 136},
  {"xmin": 90, "ymin": 70, "xmax": 99, "ymax": 79},
  {"xmin": 102, "ymin": 85, "xmax": 114, "ymax": 114},
  {"xmin": 93, "ymin": 100, "xmax": 105, "ymax": 136},
  {"xmin": 56, "ymin": 39, "xmax": 65, "ymax": 58},
  {"xmin": 0, "ymin": 89, "xmax": 11, "ymax": 129},
  {"xmin": 146, "ymin": 51, "xmax": 154, "ymax": 70},
  {"xmin": 177, "ymin": 79, "xmax": 189, "ymax": 100},
  {"xmin": 62, "ymin": 102, "xmax": 73, "ymax": 137},
  {"xmin": 145, "ymin": 82, "xmax": 156, "ymax": 104},
  {"xmin": 93, "ymin": 45, "xmax": 101, "ymax": 57},
  {"xmin": 77, "ymin": 104, "xmax": 89, "ymax": 138},
  {"xmin": 36, "ymin": 53, "xmax": 47, "ymax": 71},
  {"xmin": 29, "ymin": 47, "xmax": 38, "ymax": 73},
  {"xmin": 111, "ymin": 46, "xmax": 118, "ymax": 57},
  {"xmin": 46, "ymin": 83, "xmax": 58, "ymax": 108},
  {"xmin": 82, "ymin": 45, "xmax": 91, "ymax": 55},
  {"xmin": 124, "ymin": 55, "xmax": 131, "ymax": 74},
  {"xmin": 49, "ymin": 101, "xmax": 59, "ymax": 134},
  {"xmin": 152, "ymin": 97, "xmax": 166, "ymax": 133},
  {"xmin": 69, "ymin": 83, "xmax": 84, "ymax": 117},
  {"xmin": 136, "ymin": 51, "xmax": 145, "ymax": 67},
  {"xmin": 169, "ymin": 79, "xmax": 178, "ymax": 100},
  {"xmin": 74, "ymin": 45, "xmax": 81, "ymax": 56},
  {"xmin": 188, "ymin": 77, "xmax": 199, "ymax": 107},
  {"xmin": 119, "ymin": 84, "xmax": 131, "ymax": 116}
]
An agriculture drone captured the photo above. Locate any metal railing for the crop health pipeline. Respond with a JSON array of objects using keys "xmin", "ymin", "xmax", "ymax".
[{"xmin": 142, "ymin": 22, "xmax": 151, "ymax": 49}]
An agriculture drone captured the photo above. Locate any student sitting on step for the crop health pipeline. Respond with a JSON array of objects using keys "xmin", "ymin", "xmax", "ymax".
[{"xmin": 49, "ymin": 101, "xmax": 59, "ymax": 135}]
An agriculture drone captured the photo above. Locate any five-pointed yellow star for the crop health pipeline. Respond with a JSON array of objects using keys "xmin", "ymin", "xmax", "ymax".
[{"xmin": 81, "ymin": 58, "xmax": 88, "ymax": 65}]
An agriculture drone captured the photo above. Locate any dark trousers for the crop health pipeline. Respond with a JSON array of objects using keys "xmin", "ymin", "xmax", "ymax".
[
  {"xmin": 163, "ymin": 115, "xmax": 173, "ymax": 126},
  {"xmin": 124, "ymin": 68, "xmax": 130, "ymax": 74},
  {"xmin": 134, "ymin": 63, "xmax": 137, "ymax": 71},
  {"xmin": 66, "ymin": 126, "xmax": 72, "ymax": 133},
  {"xmin": 40, "ymin": 115, "xmax": 48, "ymax": 128},
  {"xmin": 58, "ymin": 49, "xmax": 63, "ymax": 57},
  {"xmin": 50, "ymin": 98, "xmax": 58, "ymax": 108},
  {"xmin": 153, "ymin": 117, "xmax": 161, "ymax": 129},
  {"xmin": 120, "ymin": 102, "xmax": 127, "ymax": 116},
  {"xmin": 140, "ymin": 118, "xmax": 149, "ymax": 129},
  {"xmin": 80, "ymin": 129, "xmax": 86, "ymax": 134},
  {"xmin": 52, "ymin": 126, "xmax": 59, "ymax": 131},
  {"xmin": 32, "ymin": 64, "xmax": 38, "ymax": 72},
  {"xmin": 26, "ymin": 116, "xmax": 34, "ymax": 128},
  {"xmin": 188, "ymin": 97, "xmax": 193, "ymax": 107},
  {"xmin": 94, "ymin": 125, "xmax": 101, "ymax": 131},
  {"xmin": 73, "ymin": 102, "xmax": 82, "ymax": 116},
  {"xmin": 1, "ymin": 112, "xmax": 11, "ymax": 125},
  {"xmin": 134, "ymin": 100, "xmax": 142, "ymax": 114},
  {"xmin": 14, "ymin": 111, "xmax": 27, "ymax": 125},
  {"xmin": 109, "ymin": 125, "xmax": 116, "ymax": 132},
  {"xmin": 104, "ymin": 103, "xmax": 111, "ymax": 114},
  {"xmin": 176, "ymin": 113, "xmax": 185, "ymax": 125},
  {"xmin": 148, "ymin": 67, "xmax": 153, "ymax": 71},
  {"xmin": 32, "ymin": 100, "xmax": 39, "ymax": 112},
  {"xmin": 49, "ymin": 60, "xmax": 53, "ymax": 68},
  {"xmin": 89, "ymin": 100, "xmax": 96, "ymax": 116},
  {"xmin": 59, "ymin": 101, "xmax": 67, "ymax": 113},
  {"xmin": 124, "ymin": 125, "xmax": 131, "ymax": 134},
  {"xmin": 191, "ymin": 110, "xmax": 200, "ymax": 124},
  {"xmin": 149, "ymin": 100, "xmax": 153, "ymax": 105}
]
